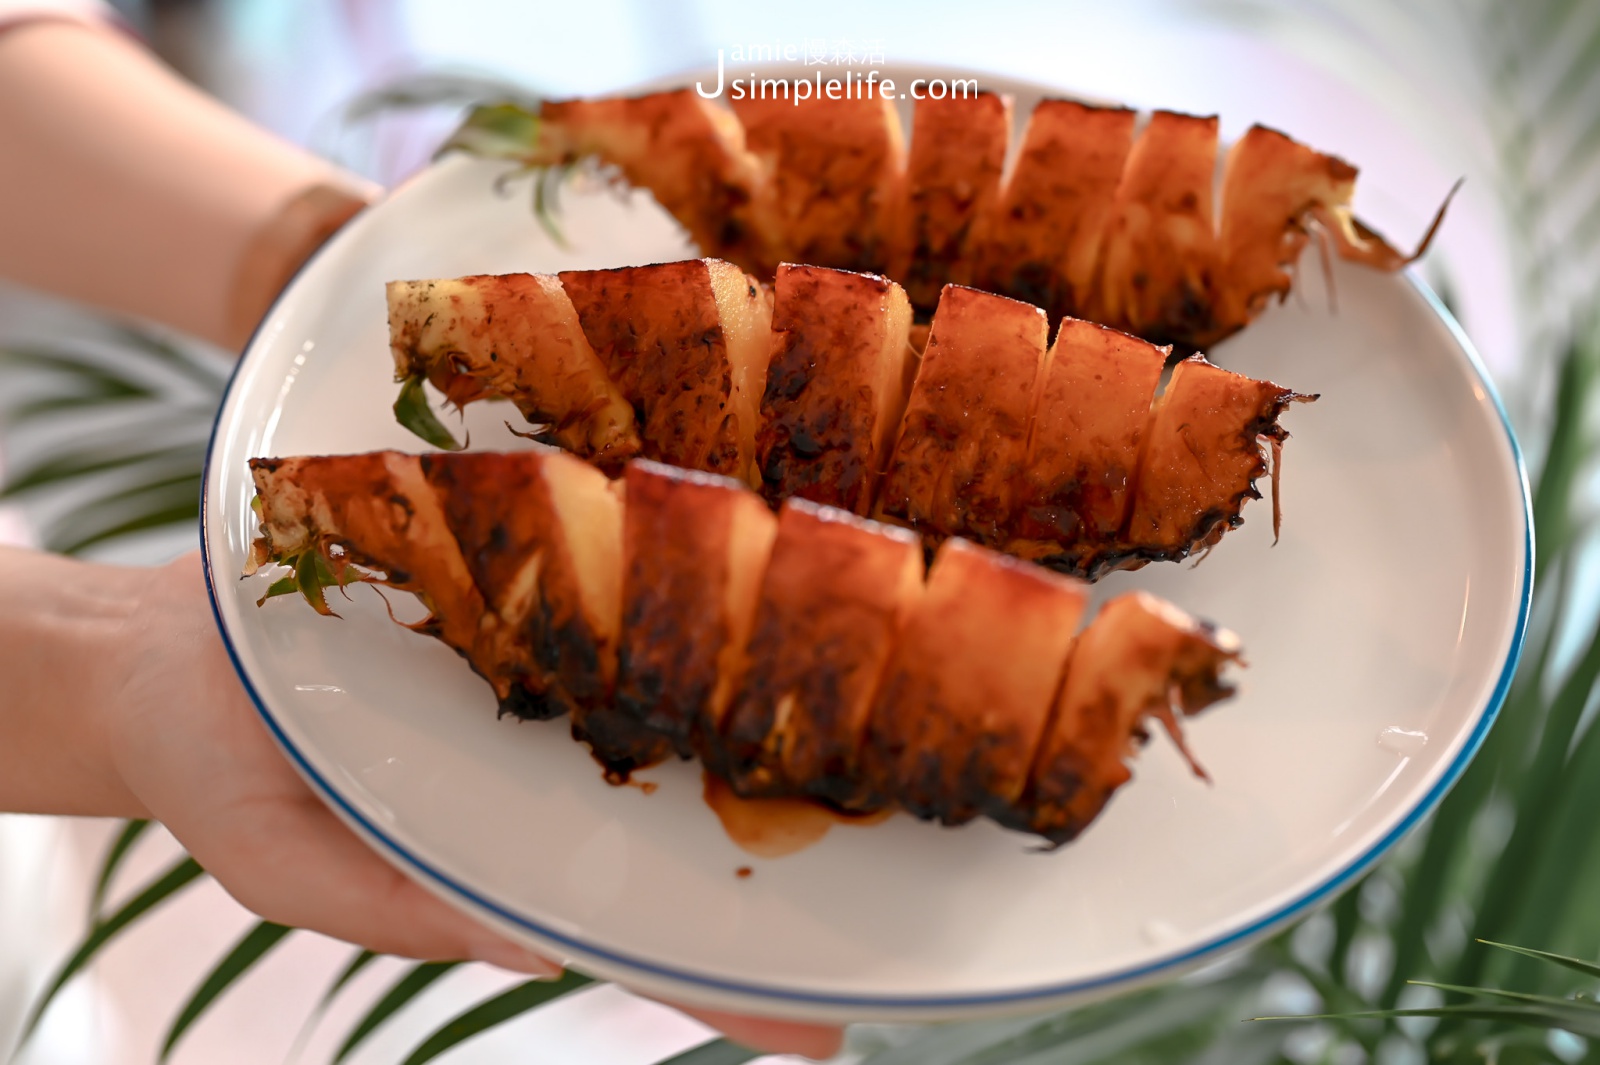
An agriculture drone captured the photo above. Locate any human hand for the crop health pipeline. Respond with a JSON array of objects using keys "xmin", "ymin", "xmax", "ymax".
[{"xmin": 101, "ymin": 551, "xmax": 842, "ymax": 1060}]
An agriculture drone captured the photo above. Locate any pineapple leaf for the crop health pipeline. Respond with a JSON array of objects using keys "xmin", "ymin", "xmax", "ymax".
[
  {"xmin": 87, "ymin": 819, "xmax": 153, "ymax": 922},
  {"xmin": 439, "ymin": 102, "xmax": 542, "ymax": 162},
  {"xmin": 397, "ymin": 970, "xmax": 594, "ymax": 1065},
  {"xmin": 393, "ymin": 374, "xmax": 464, "ymax": 451},
  {"xmin": 158, "ymin": 921, "xmax": 295, "ymax": 1062}
]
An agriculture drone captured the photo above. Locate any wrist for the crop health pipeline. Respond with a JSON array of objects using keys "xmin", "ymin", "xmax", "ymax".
[
  {"xmin": 0, "ymin": 548, "xmax": 151, "ymax": 818},
  {"xmin": 225, "ymin": 180, "xmax": 375, "ymax": 350}
]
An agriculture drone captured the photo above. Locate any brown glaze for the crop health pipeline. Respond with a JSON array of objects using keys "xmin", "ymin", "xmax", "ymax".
[
  {"xmin": 969, "ymin": 100, "xmax": 1136, "ymax": 326},
  {"xmin": 755, "ymin": 264, "xmax": 912, "ymax": 513},
  {"xmin": 730, "ymin": 95, "xmax": 904, "ymax": 274},
  {"xmin": 704, "ymin": 772, "xmax": 891, "ymax": 858},
  {"xmin": 896, "ymin": 93, "xmax": 1011, "ymax": 312},
  {"xmin": 876, "ymin": 285, "xmax": 1048, "ymax": 545},
  {"xmin": 718, "ymin": 500, "xmax": 923, "ymax": 807},
  {"xmin": 558, "ymin": 260, "xmax": 750, "ymax": 477},
  {"xmin": 863, "ymin": 539, "xmax": 1088, "ymax": 824}
]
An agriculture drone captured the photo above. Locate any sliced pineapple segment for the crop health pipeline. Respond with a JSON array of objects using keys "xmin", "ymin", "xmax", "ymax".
[
  {"xmin": 970, "ymin": 100, "xmax": 1136, "ymax": 325},
  {"xmin": 616, "ymin": 460, "xmax": 777, "ymax": 756},
  {"xmin": 558, "ymin": 258, "xmax": 772, "ymax": 480},
  {"xmin": 1013, "ymin": 592, "xmax": 1241, "ymax": 845},
  {"xmin": 732, "ymin": 95, "xmax": 905, "ymax": 274},
  {"xmin": 1084, "ymin": 111, "xmax": 1221, "ymax": 346},
  {"xmin": 755, "ymin": 264, "xmax": 914, "ymax": 513},
  {"xmin": 896, "ymin": 92, "xmax": 1012, "ymax": 313},
  {"xmin": 876, "ymin": 284, "xmax": 1048, "ymax": 545},
  {"xmin": 1010, "ymin": 318, "xmax": 1167, "ymax": 576},
  {"xmin": 863, "ymin": 538, "xmax": 1087, "ymax": 824},
  {"xmin": 719, "ymin": 499, "xmax": 923, "ymax": 807},
  {"xmin": 387, "ymin": 275, "xmax": 638, "ymax": 464}
]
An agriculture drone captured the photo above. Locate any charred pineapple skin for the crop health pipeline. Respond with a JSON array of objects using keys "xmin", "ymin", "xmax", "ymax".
[
  {"xmin": 863, "ymin": 538, "xmax": 1088, "ymax": 825},
  {"xmin": 558, "ymin": 259, "xmax": 771, "ymax": 480},
  {"xmin": 876, "ymin": 284, "xmax": 1048, "ymax": 545},
  {"xmin": 1127, "ymin": 356, "xmax": 1307, "ymax": 561},
  {"xmin": 616, "ymin": 460, "xmax": 777, "ymax": 756},
  {"xmin": 896, "ymin": 92, "xmax": 1012, "ymax": 314},
  {"xmin": 754, "ymin": 264, "xmax": 914, "ymax": 513},
  {"xmin": 1006, "ymin": 592, "xmax": 1241, "ymax": 845},
  {"xmin": 716, "ymin": 499, "xmax": 923, "ymax": 809}
]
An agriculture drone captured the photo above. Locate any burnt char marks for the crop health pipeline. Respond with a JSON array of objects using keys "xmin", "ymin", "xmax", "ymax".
[{"xmin": 754, "ymin": 265, "xmax": 913, "ymax": 514}]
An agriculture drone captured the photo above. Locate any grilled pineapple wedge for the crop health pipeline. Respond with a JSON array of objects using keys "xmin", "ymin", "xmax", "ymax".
[
  {"xmin": 529, "ymin": 89, "xmax": 775, "ymax": 272},
  {"xmin": 250, "ymin": 449, "xmax": 1243, "ymax": 845},
  {"xmin": 731, "ymin": 94, "xmax": 906, "ymax": 274},
  {"xmin": 719, "ymin": 498, "xmax": 925, "ymax": 806},
  {"xmin": 511, "ymin": 89, "xmax": 1449, "ymax": 349},
  {"xmin": 557, "ymin": 258, "xmax": 774, "ymax": 481},
  {"xmin": 756, "ymin": 263, "xmax": 914, "ymax": 512},
  {"xmin": 1007, "ymin": 591, "xmax": 1241, "ymax": 844},
  {"xmin": 617, "ymin": 460, "xmax": 777, "ymax": 757},
  {"xmin": 389, "ymin": 261, "xmax": 1310, "ymax": 578},
  {"xmin": 968, "ymin": 100, "xmax": 1136, "ymax": 324},
  {"xmin": 894, "ymin": 92, "xmax": 1011, "ymax": 310},
  {"xmin": 387, "ymin": 274, "xmax": 638, "ymax": 463},
  {"xmin": 863, "ymin": 538, "xmax": 1087, "ymax": 825},
  {"xmin": 876, "ymin": 285, "xmax": 1049, "ymax": 544}
]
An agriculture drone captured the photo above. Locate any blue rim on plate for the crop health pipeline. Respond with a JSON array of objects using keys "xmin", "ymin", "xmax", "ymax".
[{"xmin": 201, "ymin": 228, "xmax": 1532, "ymax": 1012}]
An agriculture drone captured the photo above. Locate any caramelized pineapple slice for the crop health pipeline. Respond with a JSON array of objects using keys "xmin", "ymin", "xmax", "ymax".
[
  {"xmin": 387, "ymin": 275, "xmax": 638, "ymax": 465},
  {"xmin": 731, "ymin": 95, "xmax": 905, "ymax": 274},
  {"xmin": 532, "ymin": 90, "xmax": 775, "ymax": 271},
  {"xmin": 1127, "ymin": 356, "xmax": 1308, "ymax": 560},
  {"xmin": 895, "ymin": 92, "xmax": 1012, "ymax": 313},
  {"xmin": 414, "ymin": 449, "xmax": 609, "ymax": 703},
  {"xmin": 1010, "ymin": 318, "xmax": 1167, "ymax": 576},
  {"xmin": 248, "ymin": 451, "xmax": 487, "ymax": 683},
  {"xmin": 1088, "ymin": 111, "xmax": 1221, "ymax": 346},
  {"xmin": 755, "ymin": 264, "xmax": 914, "ymax": 512},
  {"xmin": 969, "ymin": 100, "xmax": 1136, "ymax": 324},
  {"xmin": 876, "ymin": 285, "xmax": 1048, "ymax": 544},
  {"xmin": 1013, "ymin": 592, "xmax": 1241, "ymax": 845},
  {"xmin": 719, "ymin": 499, "xmax": 924, "ymax": 807},
  {"xmin": 864, "ymin": 538, "xmax": 1087, "ymax": 825},
  {"xmin": 617, "ymin": 460, "xmax": 778, "ymax": 756},
  {"xmin": 558, "ymin": 258, "xmax": 773, "ymax": 482},
  {"xmin": 1206, "ymin": 125, "xmax": 1359, "ymax": 344}
]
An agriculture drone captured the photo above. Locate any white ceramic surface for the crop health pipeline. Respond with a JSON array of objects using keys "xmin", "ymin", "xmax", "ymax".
[{"xmin": 202, "ymin": 80, "xmax": 1531, "ymax": 1024}]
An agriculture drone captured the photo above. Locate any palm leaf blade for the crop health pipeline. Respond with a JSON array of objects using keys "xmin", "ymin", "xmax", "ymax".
[
  {"xmin": 397, "ymin": 971, "xmax": 593, "ymax": 1065},
  {"xmin": 16, "ymin": 856, "xmax": 206, "ymax": 1046},
  {"xmin": 158, "ymin": 921, "xmax": 294, "ymax": 1061}
]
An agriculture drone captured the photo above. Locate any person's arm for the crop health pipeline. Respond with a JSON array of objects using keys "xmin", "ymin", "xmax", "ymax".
[
  {"xmin": 0, "ymin": 545, "xmax": 843, "ymax": 1058},
  {"xmin": 0, "ymin": 18, "xmax": 377, "ymax": 349}
]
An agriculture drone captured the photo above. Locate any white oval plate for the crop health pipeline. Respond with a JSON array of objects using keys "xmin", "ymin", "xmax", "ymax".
[{"xmin": 203, "ymin": 73, "xmax": 1531, "ymax": 1024}]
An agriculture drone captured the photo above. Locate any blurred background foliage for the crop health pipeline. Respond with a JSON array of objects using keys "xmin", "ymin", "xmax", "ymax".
[{"xmin": 2, "ymin": 1, "xmax": 1598, "ymax": 1063}]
